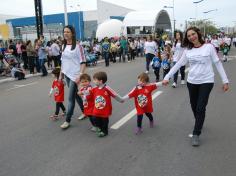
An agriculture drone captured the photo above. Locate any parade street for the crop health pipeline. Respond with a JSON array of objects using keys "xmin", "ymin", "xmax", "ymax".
[{"xmin": 0, "ymin": 48, "xmax": 236, "ymax": 176}]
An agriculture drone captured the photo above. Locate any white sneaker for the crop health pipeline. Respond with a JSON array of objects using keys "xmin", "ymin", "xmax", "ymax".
[
  {"xmin": 90, "ymin": 126, "xmax": 97, "ymax": 132},
  {"xmin": 145, "ymin": 70, "xmax": 149, "ymax": 74},
  {"xmin": 60, "ymin": 121, "xmax": 70, "ymax": 129},
  {"xmin": 77, "ymin": 114, "xmax": 86, "ymax": 120},
  {"xmin": 172, "ymin": 82, "xmax": 177, "ymax": 88},
  {"xmin": 181, "ymin": 80, "xmax": 185, "ymax": 85}
]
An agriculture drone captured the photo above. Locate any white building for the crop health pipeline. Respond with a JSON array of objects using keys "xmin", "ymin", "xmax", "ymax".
[{"xmin": 122, "ymin": 10, "xmax": 172, "ymax": 38}]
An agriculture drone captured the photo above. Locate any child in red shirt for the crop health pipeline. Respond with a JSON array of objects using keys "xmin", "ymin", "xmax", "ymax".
[
  {"xmin": 49, "ymin": 67, "xmax": 66, "ymax": 120},
  {"xmin": 77, "ymin": 73, "xmax": 97, "ymax": 131},
  {"xmin": 123, "ymin": 72, "xmax": 162, "ymax": 134},
  {"xmin": 91, "ymin": 71, "xmax": 124, "ymax": 137}
]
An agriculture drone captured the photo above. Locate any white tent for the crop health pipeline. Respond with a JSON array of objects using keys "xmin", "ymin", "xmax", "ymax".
[
  {"xmin": 96, "ymin": 19, "xmax": 123, "ymax": 41},
  {"xmin": 122, "ymin": 10, "xmax": 171, "ymax": 36}
]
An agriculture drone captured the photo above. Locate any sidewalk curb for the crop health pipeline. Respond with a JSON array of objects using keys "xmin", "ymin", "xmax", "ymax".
[{"xmin": 0, "ymin": 59, "xmax": 105, "ymax": 84}]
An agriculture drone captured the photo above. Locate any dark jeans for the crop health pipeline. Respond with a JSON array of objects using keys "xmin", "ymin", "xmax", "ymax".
[
  {"xmin": 35, "ymin": 57, "xmax": 40, "ymax": 73},
  {"xmin": 39, "ymin": 59, "xmax": 48, "ymax": 76},
  {"xmin": 187, "ymin": 82, "xmax": 214, "ymax": 136},
  {"xmin": 103, "ymin": 52, "xmax": 109, "ymax": 67},
  {"xmin": 95, "ymin": 117, "xmax": 109, "ymax": 135},
  {"xmin": 173, "ymin": 62, "xmax": 185, "ymax": 83},
  {"xmin": 14, "ymin": 71, "xmax": 25, "ymax": 80},
  {"xmin": 130, "ymin": 49, "xmax": 135, "ymax": 60},
  {"xmin": 111, "ymin": 52, "xmax": 117, "ymax": 63},
  {"xmin": 163, "ymin": 68, "xmax": 170, "ymax": 79},
  {"xmin": 55, "ymin": 102, "xmax": 66, "ymax": 115},
  {"xmin": 153, "ymin": 68, "xmax": 160, "ymax": 82},
  {"xmin": 145, "ymin": 53, "xmax": 155, "ymax": 71},
  {"xmin": 28, "ymin": 56, "xmax": 35, "ymax": 74},
  {"xmin": 88, "ymin": 115, "xmax": 96, "ymax": 127},
  {"xmin": 137, "ymin": 113, "xmax": 153, "ymax": 128},
  {"xmin": 65, "ymin": 76, "xmax": 84, "ymax": 123},
  {"xmin": 52, "ymin": 55, "xmax": 61, "ymax": 67}
]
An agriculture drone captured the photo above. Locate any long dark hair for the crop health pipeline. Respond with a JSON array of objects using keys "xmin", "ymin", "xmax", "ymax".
[
  {"xmin": 174, "ymin": 30, "xmax": 184, "ymax": 47},
  {"xmin": 183, "ymin": 26, "xmax": 205, "ymax": 49},
  {"xmin": 63, "ymin": 25, "xmax": 77, "ymax": 51}
]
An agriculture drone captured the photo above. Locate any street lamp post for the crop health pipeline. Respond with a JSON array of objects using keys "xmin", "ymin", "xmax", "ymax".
[
  {"xmin": 77, "ymin": 4, "xmax": 82, "ymax": 40},
  {"xmin": 70, "ymin": 4, "xmax": 82, "ymax": 40},
  {"xmin": 164, "ymin": 0, "xmax": 175, "ymax": 40},
  {"xmin": 189, "ymin": 17, "xmax": 196, "ymax": 26},
  {"xmin": 193, "ymin": 0, "xmax": 204, "ymax": 26},
  {"xmin": 64, "ymin": 0, "xmax": 68, "ymax": 25},
  {"xmin": 202, "ymin": 18, "xmax": 210, "ymax": 37},
  {"xmin": 203, "ymin": 9, "xmax": 217, "ymax": 14}
]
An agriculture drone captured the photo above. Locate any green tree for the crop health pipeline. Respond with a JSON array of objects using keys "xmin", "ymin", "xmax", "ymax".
[{"xmin": 186, "ymin": 20, "xmax": 218, "ymax": 36}]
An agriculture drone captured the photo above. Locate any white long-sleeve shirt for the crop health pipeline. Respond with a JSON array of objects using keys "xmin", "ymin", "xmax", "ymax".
[
  {"xmin": 164, "ymin": 44, "xmax": 229, "ymax": 84},
  {"xmin": 172, "ymin": 42, "xmax": 185, "ymax": 62}
]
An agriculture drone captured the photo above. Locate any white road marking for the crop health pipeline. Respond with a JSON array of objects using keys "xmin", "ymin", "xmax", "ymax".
[
  {"xmin": 6, "ymin": 82, "xmax": 38, "ymax": 91},
  {"xmin": 111, "ymin": 67, "xmax": 190, "ymax": 130},
  {"xmin": 111, "ymin": 91, "xmax": 163, "ymax": 130}
]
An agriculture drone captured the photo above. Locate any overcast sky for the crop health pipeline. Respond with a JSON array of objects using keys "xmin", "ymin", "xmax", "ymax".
[{"xmin": 0, "ymin": 0, "xmax": 235, "ymax": 29}]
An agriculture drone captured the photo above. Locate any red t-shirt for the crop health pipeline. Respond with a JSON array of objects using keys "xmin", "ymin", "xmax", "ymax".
[
  {"xmin": 91, "ymin": 85, "xmax": 117, "ymax": 118},
  {"xmin": 128, "ymin": 83, "xmax": 157, "ymax": 115},
  {"xmin": 52, "ymin": 80, "xmax": 64, "ymax": 102},
  {"xmin": 79, "ymin": 85, "xmax": 94, "ymax": 116}
]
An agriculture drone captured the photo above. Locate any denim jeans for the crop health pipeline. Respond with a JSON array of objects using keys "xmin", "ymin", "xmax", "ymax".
[
  {"xmin": 103, "ymin": 52, "xmax": 110, "ymax": 66},
  {"xmin": 65, "ymin": 76, "xmax": 84, "ymax": 123},
  {"xmin": 145, "ymin": 53, "xmax": 155, "ymax": 71},
  {"xmin": 173, "ymin": 62, "xmax": 185, "ymax": 83},
  {"xmin": 39, "ymin": 58, "xmax": 47, "ymax": 75}
]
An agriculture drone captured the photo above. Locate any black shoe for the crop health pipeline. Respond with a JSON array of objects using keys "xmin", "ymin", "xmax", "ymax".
[{"xmin": 192, "ymin": 135, "xmax": 200, "ymax": 147}]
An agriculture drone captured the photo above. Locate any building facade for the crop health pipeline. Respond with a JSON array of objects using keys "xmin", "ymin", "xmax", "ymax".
[{"xmin": 4, "ymin": 0, "xmax": 132, "ymax": 41}]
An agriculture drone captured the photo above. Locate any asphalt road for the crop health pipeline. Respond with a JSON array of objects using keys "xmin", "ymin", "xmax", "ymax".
[{"xmin": 0, "ymin": 48, "xmax": 236, "ymax": 176}]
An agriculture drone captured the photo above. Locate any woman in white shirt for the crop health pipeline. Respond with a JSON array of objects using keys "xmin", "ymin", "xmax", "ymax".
[
  {"xmin": 144, "ymin": 35, "xmax": 157, "ymax": 73},
  {"xmin": 172, "ymin": 31, "xmax": 185, "ymax": 88},
  {"xmin": 162, "ymin": 27, "xmax": 229, "ymax": 146},
  {"xmin": 211, "ymin": 34, "xmax": 220, "ymax": 53},
  {"xmin": 60, "ymin": 25, "xmax": 86, "ymax": 129}
]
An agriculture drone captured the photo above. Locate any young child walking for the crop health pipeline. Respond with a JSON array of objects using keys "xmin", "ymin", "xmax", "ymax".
[
  {"xmin": 77, "ymin": 73, "xmax": 97, "ymax": 131},
  {"xmin": 161, "ymin": 44, "xmax": 172, "ymax": 78},
  {"xmin": 49, "ymin": 67, "xmax": 66, "ymax": 120},
  {"xmin": 91, "ymin": 71, "xmax": 123, "ymax": 137},
  {"xmin": 123, "ymin": 73, "xmax": 162, "ymax": 134},
  {"xmin": 150, "ymin": 49, "xmax": 162, "ymax": 82}
]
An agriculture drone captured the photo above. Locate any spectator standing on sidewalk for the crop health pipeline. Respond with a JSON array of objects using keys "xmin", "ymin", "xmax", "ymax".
[
  {"xmin": 26, "ymin": 40, "xmax": 36, "ymax": 74},
  {"xmin": 51, "ymin": 39, "xmax": 61, "ymax": 67},
  {"xmin": 60, "ymin": 25, "xmax": 86, "ymax": 129},
  {"xmin": 37, "ymin": 39, "xmax": 48, "ymax": 76},
  {"xmin": 101, "ymin": 37, "xmax": 110, "ymax": 67}
]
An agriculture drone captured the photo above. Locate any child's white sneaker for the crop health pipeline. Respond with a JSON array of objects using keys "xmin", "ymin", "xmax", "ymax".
[
  {"xmin": 90, "ymin": 126, "xmax": 97, "ymax": 132},
  {"xmin": 181, "ymin": 80, "xmax": 185, "ymax": 85},
  {"xmin": 172, "ymin": 82, "xmax": 177, "ymax": 88},
  {"xmin": 60, "ymin": 122, "xmax": 70, "ymax": 129},
  {"xmin": 77, "ymin": 114, "xmax": 86, "ymax": 120}
]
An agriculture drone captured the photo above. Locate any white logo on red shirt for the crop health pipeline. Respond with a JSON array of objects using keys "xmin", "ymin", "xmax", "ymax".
[
  {"xmin": 137, "ymin": 94, "xmax": 148, "ymax": 108},
  {"xmin": 95, "ymin": 96, "xmax": 106, "ymax": 109},
  {"xmin": 54, "ymin": 86, "xmax": 59, "ymax": 96}
]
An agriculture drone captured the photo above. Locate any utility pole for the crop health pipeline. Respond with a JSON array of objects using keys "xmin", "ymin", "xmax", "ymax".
[{"xmin": 34, "ymin": 0, "xmax": 43, "ymax": 39}]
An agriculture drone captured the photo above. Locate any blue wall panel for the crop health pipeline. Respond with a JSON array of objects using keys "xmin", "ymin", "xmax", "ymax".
[{"xmin": 6, "ymin": 12, "xmax": 84, "ymax": 40}]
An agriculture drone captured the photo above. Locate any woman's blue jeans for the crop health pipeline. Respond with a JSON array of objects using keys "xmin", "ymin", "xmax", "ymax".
[{"xmin": 65, "ymin": 76, "xmax": 84, "ymax": 123}]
